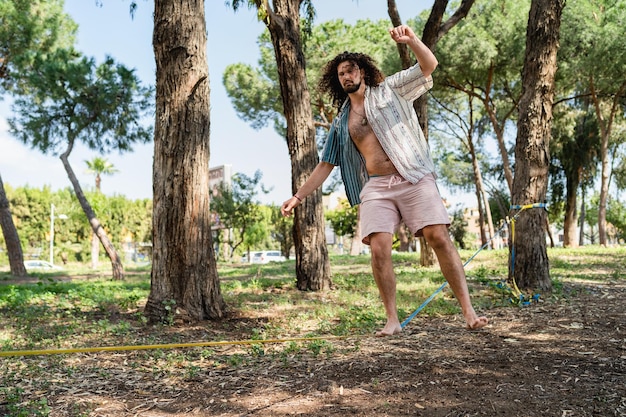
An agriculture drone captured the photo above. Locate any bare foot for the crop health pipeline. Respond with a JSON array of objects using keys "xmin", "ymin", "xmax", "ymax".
[
  {"xmin": 375, "ymin": 322, "xmax": 402, "ymax": 337},
  {"xmin": 466, "ymin": 315, "xmax": 489, "ymax": 330}
]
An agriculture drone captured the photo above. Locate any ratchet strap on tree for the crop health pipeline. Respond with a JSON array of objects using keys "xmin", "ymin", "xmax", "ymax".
[{"xmin": 508, "ymin": 203, "xmax": 547, "ymax": 305}]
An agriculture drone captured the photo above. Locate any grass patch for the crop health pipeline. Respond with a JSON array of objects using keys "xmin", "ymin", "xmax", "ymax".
[
  {"xmin": 2, "ymin": 246, "xmax": 624, "ymax": 353},
  {"xmin": 1, "ymin": 247, "xmax": 624, "ymax": 346}
]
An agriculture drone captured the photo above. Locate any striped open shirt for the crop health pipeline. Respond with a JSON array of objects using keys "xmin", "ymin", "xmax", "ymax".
[{"xmin": 320, "ymin": 62, "xmax": 435, "ymax": 206}]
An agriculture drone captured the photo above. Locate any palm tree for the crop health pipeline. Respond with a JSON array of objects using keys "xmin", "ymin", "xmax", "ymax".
[
  {"xmin": 85, "ymin": 157, "xmax": 119, "ymax": 193},
  {"xmin": 85, "ymin": 157, "xmax": 119, "ymax": 268}
]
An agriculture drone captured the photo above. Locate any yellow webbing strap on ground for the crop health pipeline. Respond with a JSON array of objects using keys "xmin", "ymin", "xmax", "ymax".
[{"xmin": 0, "ymin": 335, "xmax": 364, "ymax": 357}]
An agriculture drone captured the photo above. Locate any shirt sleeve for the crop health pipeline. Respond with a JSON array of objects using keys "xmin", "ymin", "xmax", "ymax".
[
  {"xmin": 320, "ymin": 117, "xmax": 341, "ymax": 166},
  {"xmin": 385, "ymin": 63, "xmax": 433, "ymax": 102}
]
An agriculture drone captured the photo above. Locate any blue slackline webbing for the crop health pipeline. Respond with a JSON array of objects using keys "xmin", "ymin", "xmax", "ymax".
[{"xmin": 400, "ymin": 202, "xmax": 547, "ymax": 329}]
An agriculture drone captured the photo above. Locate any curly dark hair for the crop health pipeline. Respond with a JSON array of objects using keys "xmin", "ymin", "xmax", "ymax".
[{"xmin": 318, "ymin": 51, "xmax": 385, "ymax": 110}]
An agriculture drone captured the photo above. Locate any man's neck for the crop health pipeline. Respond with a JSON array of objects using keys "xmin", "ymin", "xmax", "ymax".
[{"xmin": 348, "ymin": 89, "xmax": 366, "ymax": 107}]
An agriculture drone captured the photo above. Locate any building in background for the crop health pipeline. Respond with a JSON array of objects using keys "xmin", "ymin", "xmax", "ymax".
[
  {"xmin": 209, "ymin": 165, "xmax": 232, "ymax": 259},
  {"xmin": 209, "ymin": 165, "xmax": 232, "ymax": 197}
]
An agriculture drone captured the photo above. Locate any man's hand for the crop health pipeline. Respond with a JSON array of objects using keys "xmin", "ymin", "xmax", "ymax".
[
  {"xmin": 389, "ymin": 24, "xmax": 417, "ymax": 45},
  {"xmin": 280, "ymin": 196, "xmax": 300, "ymax": 217}
]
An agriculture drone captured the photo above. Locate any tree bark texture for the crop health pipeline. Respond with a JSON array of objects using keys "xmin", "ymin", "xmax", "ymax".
[
  {"xmin": 147, "ymin": 0, "xmax": 225, "ymax": 322},
  {"xmin": 264, "ymin": 0, "xmax": 331, "ymax": 291},
  {"xmin": 59, "ymin": 149, "xmax": 125, "ymax": 280},
  {"xmin": 510, "ymin": 0, "xmax": 565, "ymax": 291},
  {"xmin": 0, "ymin": 174, "xmax": 27, "ymax": 277}
]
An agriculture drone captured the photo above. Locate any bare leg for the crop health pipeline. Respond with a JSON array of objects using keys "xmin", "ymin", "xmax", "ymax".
[
  {"xmin": 368, "ymin": 232, "xmax": 402, "ymax": 336},
  {"xmin": 422, "ymin": 224, "xmax": 489, "ymax": 330}
]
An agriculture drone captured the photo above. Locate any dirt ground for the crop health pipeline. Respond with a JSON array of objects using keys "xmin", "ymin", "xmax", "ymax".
[{"xmin": 3, "ymin": 277, "xmax": 624, "ymax": 417}]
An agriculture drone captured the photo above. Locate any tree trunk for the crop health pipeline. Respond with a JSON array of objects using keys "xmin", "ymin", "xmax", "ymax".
[
  {"xmin": 598, "ymin": 132, "xmax": 610, "ymax": 246},
  {"xmin": 485, "ymin": 97, "xmax": 514, "ymax": 194},
  {"xmin": 475, "ymin": 188, "xmax": 487, "ymax": 246},
  {"xmin": 397, "ymin": 223, "xmax": 411, "ymax": 252},
  {"xmin": 387, "ymin": 0, "xmax": 412, "ymax": 68},
  {"xmin": 545, "ymin": 216, "xmax": 555, "ymax": 248},
  {"xmin": 59, "ymin": 149, "xmax": 124, "ymax": 280},
  {"xmin": 419, "ymin": 237, "xmax": 436, "ymax": 266},
  {"xmin": 578, "ymin": 188, "xmax": 586, "ymax": 246},
  {"xmin": 91, "ymin": 233, "xmax": 99, "ymax": 268},
  {"xmin": 0, "ymin": 174, "xmax": 27, "ymax": 277},
  {"xmin": 482, "ymin": 189, "xmax": 496, "ymax": 249},
  {"xmin": 589, "ymin": 78, "xmax": 626, "ymax": 246},
  {"xmin": 265, "ymin": 0, "xmax": 331, "ymax": 291},
  {"xmin": 597, "ymin": 126, "xmax": 609, "ymax": 246},
  {"xmin": 468, "ymin": 132, "xmax": 489, "ymax": 247},
  {"xmin": 146, "ymin": 0, "xmax": 225, "ymax": 323},
  {"xmin": 562, "ymin": 172, "xmax": 579, "ymax": 247},
  {"xmin": 510, "ymin": 0, "xmax": 564, "ymax": 291},
  {"xmin": 349, "ymin": 209, "xmax": 362, "ymax": 256}
]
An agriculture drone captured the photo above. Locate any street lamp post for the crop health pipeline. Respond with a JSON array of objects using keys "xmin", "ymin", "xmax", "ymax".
[{"xmin": 50, "ymin": 203, "xmax": 68, "ymax": 265}]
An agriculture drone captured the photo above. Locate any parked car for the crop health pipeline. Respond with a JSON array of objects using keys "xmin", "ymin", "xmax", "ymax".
[
  {"xmin": 241, "ymin": 251, "xmax": 262, "ymax": 263},
  {"xmin": 24, "ymin": 260, "xmax": 63, "ymax": 271},
  {"xmin": 251, "ymin": 251, "xmax": 286, "ymax": 264}
]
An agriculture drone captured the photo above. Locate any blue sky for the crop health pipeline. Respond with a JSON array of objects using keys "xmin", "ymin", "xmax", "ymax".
[{"xmin": 0, "ymin": 0, "xmax": 474, "ymax": 207}]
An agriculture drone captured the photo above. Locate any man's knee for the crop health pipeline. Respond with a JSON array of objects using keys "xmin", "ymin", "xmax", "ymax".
[
  {"xmin": 423, "ymin": 225, "xmax": 452, "ymax": 249},
  {"xmin": 369, "ymin": 233, "xmax": 393, "ymax": 260}
]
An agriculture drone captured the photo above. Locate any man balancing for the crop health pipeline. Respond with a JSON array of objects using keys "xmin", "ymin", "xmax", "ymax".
[{"xmin": 281, "ymin": 25, "xmax": 488, "ymax": 336}]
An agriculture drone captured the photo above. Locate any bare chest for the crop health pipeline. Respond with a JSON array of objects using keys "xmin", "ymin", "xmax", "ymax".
[
  {"xmin": 348, "ymin": 112, "xmax": 397, "ymax": 175},
  {"xmin": 348, "ymin": 111, "xmax": 372, "ymax": 142}
]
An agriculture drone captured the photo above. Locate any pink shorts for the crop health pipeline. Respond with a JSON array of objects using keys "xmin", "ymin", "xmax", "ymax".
[{"xmin": 359, "ymin": 173, "xmax": 450, "ymax": 245}]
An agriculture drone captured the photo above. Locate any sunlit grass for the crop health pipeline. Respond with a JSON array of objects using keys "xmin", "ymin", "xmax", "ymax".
[{"xmin": 0, "ymin": 245, "xmax": 624, "ymax": 353}]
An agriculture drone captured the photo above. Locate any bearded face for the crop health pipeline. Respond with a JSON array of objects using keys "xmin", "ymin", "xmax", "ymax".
[{"xmin": 337, "ymin": 61, "xmax": 363, "ymax": 94}]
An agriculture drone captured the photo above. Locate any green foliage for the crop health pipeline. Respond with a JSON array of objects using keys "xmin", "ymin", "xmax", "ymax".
[
  {"xmin": 0, "ymin": 184, "xmax": 152, "ymax": 264},
  {"xmin": 0, "ymin": 0, "xmax": 77, "ymax": 94},
  {"xmin": 1, "ymin": 386, "xmax": 50, "ymax": 417},
  {"xmin": 556, "ymin": 0, "xmax": 626, "ymax": 241},
  {"xmin": 325, "ymin": 198, "xmax": 358, "ymax": 238},
  {"xmin": 306, "ymin": 339, "xmax": 333, "ymax": 357},
  {"xmin": 9, "ymin": 48, "xmax": 154, "ymax": 155},
  {"xmin": 211, "ymin": 170, "xmax": 271, "ymax": 260},
  {"xmin": 606, "ymin": 198, "xmax": 626, "ymax": 242},
  {"xmin": 449, "ymin": 206, "xmax": 469, "ymax": 249},
  {"xmin": 162, "ymin": 299, "xmax": 176, "ymax": 326},
  {"xmin": 431, "ymin": 0, "xmax": 529, "ymax": 199},
  {"xmin": 222, "ymin": 61, "xmax": 282, "ymax": 131},
  {"xmin": 549, "ymin": 98, "xmax": 600, "ymax": 213},
  {"xmin": 223, "ymin": 18, "xmax": 397, "ymax": 140},
  {"xmin": 434, "ymin": 148, "xmax": 475, "ymax": 193},
  {"xmin": 559, "ymin": 0, "xmax": 626, "ymax": 93},
  {"xmin": 584, "ymin": 193, "xmax": 626, "ymax": 243},
  {"xmin": 488, "ymin": 187, "xmax": 511, "ymax": 227}
]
